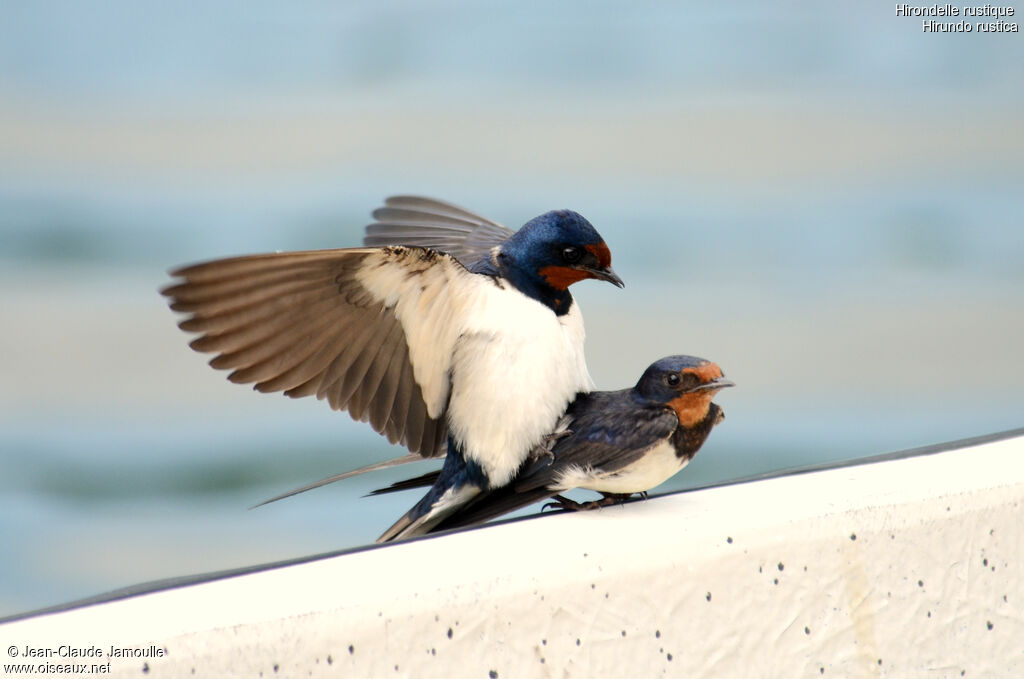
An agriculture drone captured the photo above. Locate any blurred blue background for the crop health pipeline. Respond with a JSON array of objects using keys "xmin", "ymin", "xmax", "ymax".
[{"xmin": 1, "ymin": 1, "xmax": 1022, "ymax": 616}]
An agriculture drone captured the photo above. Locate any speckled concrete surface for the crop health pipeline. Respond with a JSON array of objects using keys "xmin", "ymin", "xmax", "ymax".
[{"xmin": 3, "ymin": 432, "xmax": 1022, "ymax": 678}]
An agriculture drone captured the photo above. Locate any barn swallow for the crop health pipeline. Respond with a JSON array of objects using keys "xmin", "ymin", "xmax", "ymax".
[
  {"xmin": 162, "ymin": 196, "xmax": 622, "ymax": 527},
  {"xmin": 375, "ymin": 355, "xmax": 732, "ymax": 540}
]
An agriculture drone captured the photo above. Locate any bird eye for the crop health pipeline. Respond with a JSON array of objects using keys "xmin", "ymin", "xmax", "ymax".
[
  {"xmin": 561, "ymin": 246, "xmax": 582, "ymax": 264},
  {"xmin": 665, "ymin": 373, "xmax": 680, "ymax": 387}
]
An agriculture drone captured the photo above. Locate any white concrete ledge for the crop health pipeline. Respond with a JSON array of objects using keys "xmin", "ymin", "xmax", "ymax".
[{"xmin": 3, "ymin": 429, "xmax": 1023, "ymax": 677}]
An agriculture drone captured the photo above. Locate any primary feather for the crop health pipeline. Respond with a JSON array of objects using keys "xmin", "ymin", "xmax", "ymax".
[{"xmin": 364, "ymin": 195, "xmax": 515, "ymax": 267}]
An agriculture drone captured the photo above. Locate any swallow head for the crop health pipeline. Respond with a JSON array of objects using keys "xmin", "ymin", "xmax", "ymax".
[
  {"xmin": 636, "ymin": 355, "xmax": 734, "ymax": 428},
  {"xmin": 499, "ymin": 209, "xmax": 623, "ymax": 293}
]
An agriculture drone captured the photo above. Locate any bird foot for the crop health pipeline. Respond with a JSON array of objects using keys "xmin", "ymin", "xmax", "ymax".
[
  {"xmin": 531, "ymin": 427, "xmax": 573, "ymax": 463},
  {"xmin": 542, "ymin": 493, "xmax": 635, "ymax": 512}
]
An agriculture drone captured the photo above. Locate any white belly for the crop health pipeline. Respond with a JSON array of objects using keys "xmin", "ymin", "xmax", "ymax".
[
  {"xmin": 558, "ymin": 439, "xmax": 687, "ymax": 495},
  {"xmin": 446, "ymin": 287, "xmax": 592, "ymax": 487}
]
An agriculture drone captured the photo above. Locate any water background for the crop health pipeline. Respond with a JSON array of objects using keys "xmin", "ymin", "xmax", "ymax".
[{"xmin": 1, "ymin": 1, "xmax": 1022, "ymax": 616}]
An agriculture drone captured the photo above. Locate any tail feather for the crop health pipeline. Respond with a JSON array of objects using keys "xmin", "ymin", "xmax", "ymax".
[
  {"xmin": 367, "ymin": 469, "xmax": 443, "ymax": 497},
  {"xmin": 376, "ymin": 511, "xmax": 418, "ymax": 544},
  {"xmin": 250, "ymin": 453, "xmax": 424, "ymax": 509},
  {"xmin": 431, "ymin": 485, "xmax": 558, "ymax": 532},
  {"xmin": 377, "ymin": 484, "xmax": 481, "ymax": 543}
]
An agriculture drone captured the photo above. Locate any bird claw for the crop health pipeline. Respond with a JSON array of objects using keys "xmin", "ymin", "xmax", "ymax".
[
  {"xmin": 542, "ymin": 495, "xmax": 584, "ymax": 512},
  {"xmin": 542, "ymin": 492, "xmax": 636, "ymax": 512},
  {"xmin": 533, "ymin": 428, "xmax": 573, "ymax": 463},
  {"xmin": 550, "ymin": 427, "xmax": 573, "ymax": 442}
]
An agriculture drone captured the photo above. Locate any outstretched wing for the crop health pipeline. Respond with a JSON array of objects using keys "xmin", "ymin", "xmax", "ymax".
[
  {"xmin": 364, "ymin": 196, "xmax": 515, "ymax": 268},
  {"xmin": 163, "ymin": 246, "xmax": 485, "ymax": 457}
]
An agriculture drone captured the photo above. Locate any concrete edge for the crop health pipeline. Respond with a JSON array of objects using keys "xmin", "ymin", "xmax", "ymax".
[{"xmin": 3, "ymin": 424, "xmax": 1022, "ymax": 625}]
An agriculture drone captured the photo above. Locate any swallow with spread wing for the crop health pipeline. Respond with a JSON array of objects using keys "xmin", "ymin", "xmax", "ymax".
[{"xmin": 163, "ymin": 196, "xmax": 623, "ymax": 538}]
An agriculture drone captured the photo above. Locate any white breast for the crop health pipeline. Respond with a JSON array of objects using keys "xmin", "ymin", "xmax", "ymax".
[
  {"xmin": 446, "ymin": 287, "xmax": 592, "ymax": 487},
  {"xmin": 355, "ymin": 251, "xmax": 592, "ymax": 488},
  {"xmin": 555, "ymin": 439, "xmax": 687, "ymax": 495}
]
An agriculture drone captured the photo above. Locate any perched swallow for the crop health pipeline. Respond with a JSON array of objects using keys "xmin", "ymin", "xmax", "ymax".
[
  {"xmin": 162, "ymin": 196, "xmax": 623, "ymax": 529},
  {"xmin": 375, "ymin": 355, "xmax": 732, "ymax": 540}
]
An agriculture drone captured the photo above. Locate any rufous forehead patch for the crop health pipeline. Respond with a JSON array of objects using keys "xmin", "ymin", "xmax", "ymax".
[
  {"xmin": 683, "ymin": 361, "xmax": 724, "ymax": 383},
  {"xmin": 584, "ymin": 242, "xmax": 612, "ymax": 269}
]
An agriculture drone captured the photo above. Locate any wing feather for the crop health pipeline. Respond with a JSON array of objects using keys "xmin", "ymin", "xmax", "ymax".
[
  {"xmin": 199, "ymin": 297, "xmax": 341, "ymax": 367},
  {"xmin": 169, "ymin": 278, "xmax": 329, "ymax": 315},
  {"xmin": 314, "ymin": 311, "xmax": 381, "ymax": 407},
  {"xmin": 401, "ymin": 364, "xmax": 431, "ymax": 452},
  {"xmin": 178, "ymin": 284, "xmax": 341, "ymax": 334},
  {"xmin": 363, "ymin": 195, "xmax": 515, "ymax": 267},
  {"xmin": 371, "ymin": 207, "xmax": 480, "ymax": 230},
  {"xmin": 226, "ymin": 318, "xmax": 339, "ymax": 385},
  {"xmin": 163, "ymin": 246, "xmax": 479, "ymax": 457},
  {"xmin": 164, "ymin": 267, "xmax": 330, "ymax": 306},
  {"xmin": 349, "ymin": 321, "xmax": 402, "ymax": 424},
  {"xmin": 385, "ymin": 356, "xmax": 414, "ymax": 443},
  {"xmin": 514, "ymin": 402, "xmax": 678, "ymax": 492},
  {"xmin": 334, "ymin": 319, "xmax": 389, "ymax": 413},
  {"xmin": 255, "ymin": 321, "xmax": 353, "ymax": 394},
  {"xmin": 424, "ymin": 399, "xmax": 678, "ymax": 529},
  {"xmin": 366, "ymin": 326, "xmax": 406, "ymax": 432},
  {"xmin": 383, "ymin": 195, "xmax": 505, "ymax": 226}
]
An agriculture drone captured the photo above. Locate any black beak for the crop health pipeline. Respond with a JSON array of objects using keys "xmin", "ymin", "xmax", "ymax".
[
  {"xmin": 581, "ymin": 265, "xmax": 625, "ymax": 288},
  {"xmin": 687, "ymin": 377, "xmax": 735, "ymax": 393}
]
